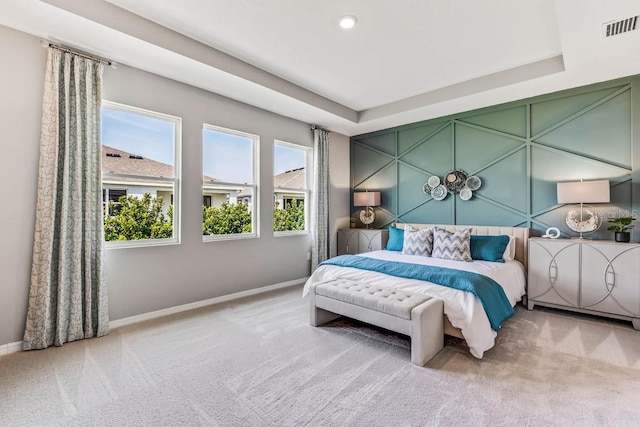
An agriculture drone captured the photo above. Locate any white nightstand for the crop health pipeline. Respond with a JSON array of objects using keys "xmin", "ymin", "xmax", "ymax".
[
  {"xmin": 528, "ymin": 237, "xmax": 640, "ymax": 330},
  {"xmin": 337, "ymin": 228, "xmax": 389, "ymax": 255}
]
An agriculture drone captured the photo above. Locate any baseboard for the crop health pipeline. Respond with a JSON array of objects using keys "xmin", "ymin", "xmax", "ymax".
[
  {"xmin": 109, "ymin": 277, "xmax": 307, "ymax": 330},
  {"xmin": 0, "ymin": 279, "xmax": 307, "ymax": 355},
  {"xmin": 0, "ymin": 341, "xmax": 23, "ymax": 356}
]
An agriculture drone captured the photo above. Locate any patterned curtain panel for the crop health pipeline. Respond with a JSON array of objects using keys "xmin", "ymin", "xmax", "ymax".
[
  {"xmin": 23, "ymin": 48, "xmax": 109, "ymax": 350},
  {"xmin": 311, "ymin": 128, "xmax": 330, "ymax": 271}
]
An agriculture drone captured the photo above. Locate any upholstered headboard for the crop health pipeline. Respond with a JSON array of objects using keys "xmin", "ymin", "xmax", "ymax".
[{"xmin": 393, "ymin": 223, "xmax": 530, "ymax": 270}]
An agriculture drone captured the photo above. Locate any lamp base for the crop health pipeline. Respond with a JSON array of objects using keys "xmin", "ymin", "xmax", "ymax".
[
  {"xmin": 359, "ymin": 207, "xmax": 375, "ymax": 228},
  {"xmin": 565, "ymin": 204, "xmax": 601, "ymax": 237}
]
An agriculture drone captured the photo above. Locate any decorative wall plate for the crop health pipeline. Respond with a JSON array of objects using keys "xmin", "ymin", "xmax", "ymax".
[
  {"xmin": 465, "ymin": 176, "xmax": 481, "ymax": 191},
  {"xmin": 443, "ymin": 170, "xmax": 468, "ymax": 194},
  {"xmin": 459, "ymin": 188, "xmax": 472, "ymax": 201},
  {"xmin": 423, "ymin": 169, "xmax": 481, "ymax": 201},
  {"xmin": 431, "ymin": 185, "xmax": 448, "ymax": 201}
]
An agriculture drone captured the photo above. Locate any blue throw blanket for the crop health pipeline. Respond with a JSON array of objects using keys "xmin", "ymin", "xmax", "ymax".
[{"xmin": 320, "ymin": 255, "xmax": 514, "ymax": 331}]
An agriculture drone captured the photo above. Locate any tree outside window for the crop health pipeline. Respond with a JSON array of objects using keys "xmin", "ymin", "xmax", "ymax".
[
  {"xmin": 273, "ymin": 141, "xmax": 310, "ymax": 233},
  {"xmin": 202, "ymin": 125, "xmax": 258, "ymax": 239}
]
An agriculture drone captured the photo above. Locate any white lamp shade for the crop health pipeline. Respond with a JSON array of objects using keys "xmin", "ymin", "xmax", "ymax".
[
  {"xmin": 557, "ymin": 180, "xmax": 610, "ymax": 204},
  {"xmin": 354, "ymin": 191, "xmax": 381, "ymax": 206}
]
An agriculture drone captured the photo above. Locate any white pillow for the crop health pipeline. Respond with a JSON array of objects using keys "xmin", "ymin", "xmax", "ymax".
[
  {"xmin": 502, "ymin": 236, "xmax": 516, "ymax": 261},
  {"xmin": 402, "ymin": 226, "xmax": 433, "ymax": 256},
  {"xmin": 431, "ymin": 227, "xmax": 473, "ymax": 262}
]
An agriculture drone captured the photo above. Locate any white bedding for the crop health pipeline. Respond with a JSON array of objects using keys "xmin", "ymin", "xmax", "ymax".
[{"xmin": 303, "ymin": 250, "xmax": 526, "ymax": 359}]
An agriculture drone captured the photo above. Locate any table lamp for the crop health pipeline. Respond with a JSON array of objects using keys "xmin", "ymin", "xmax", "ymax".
[
  {"xmin": 557, "ymin": 179, "xmax": 610, "ymax": 239},
  {"xmin": 354, "ymin": 191, "xmax": 381, "ymax": 229}
]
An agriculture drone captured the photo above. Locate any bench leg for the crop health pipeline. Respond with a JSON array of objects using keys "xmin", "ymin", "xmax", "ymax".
[
  {"xmin": 309, "ymin": 290, "xmax": 341, "ymax": 326},
  {"xmin": 310, "ymin": 306, "xmax": 342, "ymax": 327},
  {"xmin": 410, "ymin": 298, "xmax": 444, "ymax": 366}
]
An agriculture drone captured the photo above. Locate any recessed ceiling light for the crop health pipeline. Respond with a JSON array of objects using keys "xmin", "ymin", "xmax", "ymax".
[{"xmin": 339, "ymin": 15, "xmax": 357, "ymax": 29}]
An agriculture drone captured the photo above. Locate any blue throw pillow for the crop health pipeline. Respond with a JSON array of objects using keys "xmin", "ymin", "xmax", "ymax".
[
  {"xmin": 386, "ymin": 225, "xmax": 404, "ymax": 251},
  {"xmin": 470, "ymin": 235, "xmax": 510, "ymax": 263}
]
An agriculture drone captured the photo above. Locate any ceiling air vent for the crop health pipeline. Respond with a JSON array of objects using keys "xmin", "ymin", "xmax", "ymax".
[{"xmin": 603, "ymin": 15, "xmax": 638, "ymax": 37}]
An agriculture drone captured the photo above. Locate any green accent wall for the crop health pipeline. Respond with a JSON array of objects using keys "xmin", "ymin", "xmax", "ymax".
[{"xmin": 351, "ymin": 76, "xmax": 640, "ymax": 240}]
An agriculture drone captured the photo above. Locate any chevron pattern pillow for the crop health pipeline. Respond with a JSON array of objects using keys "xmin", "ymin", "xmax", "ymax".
[
  {"xmin": 432, "ymin": 227, "xmax": 473, "ymax": 262},
  {"xmin": 402, "ymin": 226, "xmax": 433, "ymax": 256}
]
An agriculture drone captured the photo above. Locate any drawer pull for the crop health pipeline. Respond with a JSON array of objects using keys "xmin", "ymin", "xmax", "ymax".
[
  {"xmin": 606, "ymin": 268, "xmax": 615, "ymax": 288},
  {"xmin": 549, "ymin": 263, "xmax": 558, "ymax": 282}
]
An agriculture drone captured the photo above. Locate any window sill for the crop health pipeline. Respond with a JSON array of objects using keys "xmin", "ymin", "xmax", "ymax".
[
  {"xmin": 274, "ymin": 230, "xmax": 310, "ymax": 237},
  {"xmin": 202, "ymin": 233, "xmax": 258, "ymax": 243},
  {"xmin": 105, "ymin": 238, "xmax": 180, "ymax": 249}
]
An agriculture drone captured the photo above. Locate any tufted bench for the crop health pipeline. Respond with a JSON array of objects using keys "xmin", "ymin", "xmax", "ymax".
[{"xmin": 309, "ymin": 278, "xmax": 444, "ymax": 366}]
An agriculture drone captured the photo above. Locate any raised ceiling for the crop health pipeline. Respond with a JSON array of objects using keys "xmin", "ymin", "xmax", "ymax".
[{"xmin": 1, "ymin": 0, "xmax": 639, "ymax": 136}]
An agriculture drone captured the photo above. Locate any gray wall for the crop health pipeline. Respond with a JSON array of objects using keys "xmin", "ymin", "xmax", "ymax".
[
  {"xmin": 0, "ymin": 27, "xmax": 46, "ymax": 349},
  {"xmin": 351, "ymin": 77, "xmax": 640, "ymax": 241},
  {"xmin": 0, "ymin": 25, "xmax": 350, "ymax": 346}
]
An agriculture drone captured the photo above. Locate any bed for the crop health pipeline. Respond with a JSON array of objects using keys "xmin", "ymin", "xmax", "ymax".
[{"xmin": 303, "ymin": 224, "xmax": 529, "ymax": 358}]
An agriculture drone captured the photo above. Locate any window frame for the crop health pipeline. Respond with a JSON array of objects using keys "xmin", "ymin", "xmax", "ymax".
[
  {"xmin": 202, "ymin": 123, "xmax": 259, "ymax": 242},
  {"xmin": 102, "ymin": 187, "xmax": 127, "ymax": 216},
  {"xmin": 101, "ymin": 100, "xmax": 182, "ymax": 248},
  {"xmin": 273, "ymin": 140, "xmax": 312, "ymax": 237}
]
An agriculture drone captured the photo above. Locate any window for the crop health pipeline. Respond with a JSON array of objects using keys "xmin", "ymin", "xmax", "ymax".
[
  {"xmin": 202, "ymin": 125, "xmax": 258, "ymax": 239},
  {"xmin": 102, "ymin": 188, "xmax": 127, "ymax": 215},
  {"xmin": 101, "ymin": 101, "xmax": 181, "ymax": 245},
  {"xmin": 273, "ymin": 141, "xmax": 311, "ymax": 234}
]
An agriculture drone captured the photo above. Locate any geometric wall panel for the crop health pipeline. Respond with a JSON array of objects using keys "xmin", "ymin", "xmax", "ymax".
[
  {"xmin": 371, "ymin": 209, "xmax": 396, "ymax": 229},
  {"xmin": 530, "ymin": 86, "xmax": 624, "ymax": 136},
  {"xmin": 353, "ymin": 132, "xmax": 396, "ymax": 156},
  {"xmin": 398, "ymin": 122, "xmax": 445, "ymax": 156},
  {"xmin": 455, "ymin": 197, "xmax": 526, "ymax": 227},
  {"xmin": 477, "ymin": 148, "xmax": 527, "ymax": 213},
  {"xmin": 399, "ymin": 124, "xmax": 452, "ymax": 174},
  {"xmin": 455, "ymin": 124, "xmax": 523, "ymax": 174},
  {"xmin": 534, "ymin": 90, "xmax": 631, "ymax": 168},
  {"xmin": 351, "ymin": 77, "xmax": 637, "ymax": 239},
  {"xmin": 352, "ymin": 143, "xmax": 393, "ymax": 187},
  {"xmin": 398, "ymin": 163, "xmax": 432, "ymax": 215},
  {"xmin": 458, "ymin": 105, "xmax": 526, "ymax": 138},
  {"xmin": 530, "ymin": 146, "xmax": 630, "ymax": 214},
  {"xmin": 399, "ymin": 199, "xmax": 453, "ymax": 225},
  {"xmin": 610, "ymin": 180, "xmax": 632, "ymax": 213},
  {"xmin": 531, "ymin": 207, "xmax": 566, "ymax": 231},
  {"xmin": 354, "ymin": 162, "xmax": 397, "ymax": 216}
]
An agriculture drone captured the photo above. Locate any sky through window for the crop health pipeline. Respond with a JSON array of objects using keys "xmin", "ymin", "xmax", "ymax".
[{"xmin": 102, "ymin": 106, "xmax": 307, "ymax": 183}]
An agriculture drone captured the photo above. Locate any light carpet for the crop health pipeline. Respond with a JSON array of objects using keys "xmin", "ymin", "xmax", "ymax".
[{"xmin": 1, "ymin": 285, "xmax": 640, "ymax": 426}]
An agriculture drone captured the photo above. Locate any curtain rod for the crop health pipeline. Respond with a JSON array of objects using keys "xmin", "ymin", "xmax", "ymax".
[
  {"xmin": 41, "ymin": 41, "xmax": 118, "ymax": 69},
  {"xmin": 311, "ymin": 124, "xmax": 330, "ymax": 132}
]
